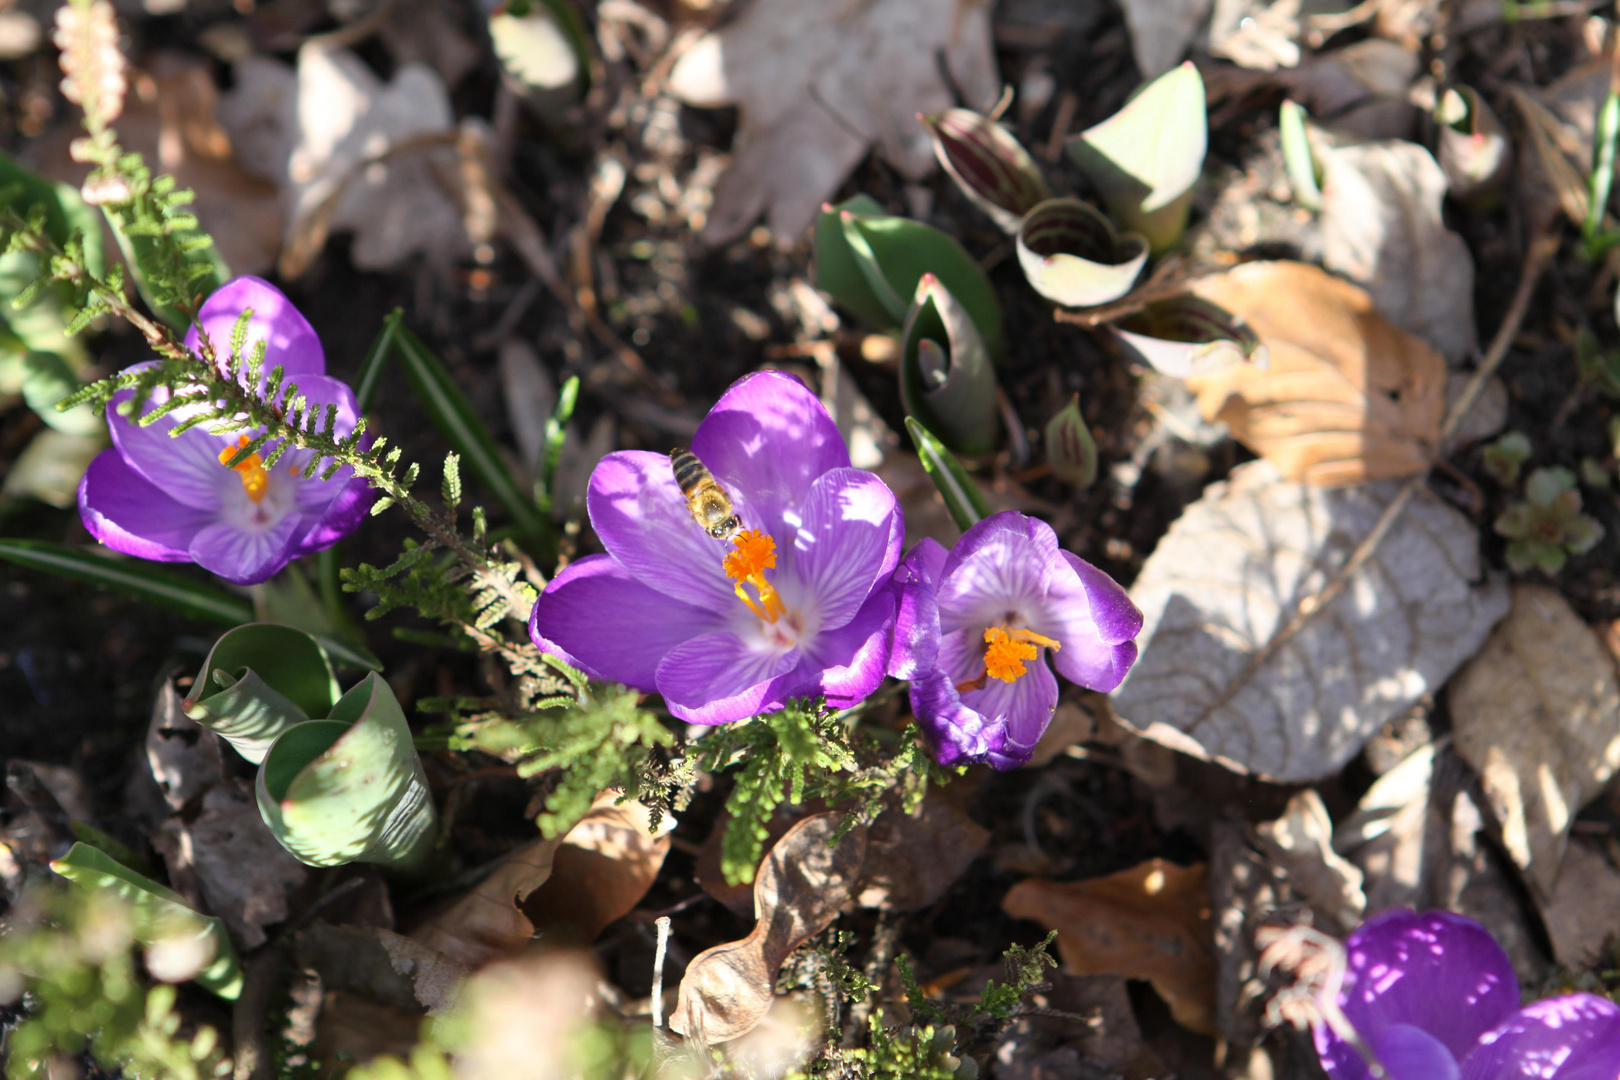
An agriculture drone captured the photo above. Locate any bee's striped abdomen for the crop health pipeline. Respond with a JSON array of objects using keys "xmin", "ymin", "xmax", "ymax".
[{"xmin": 671, "ymin": 448, "xmax": 710, "ymax": 495}]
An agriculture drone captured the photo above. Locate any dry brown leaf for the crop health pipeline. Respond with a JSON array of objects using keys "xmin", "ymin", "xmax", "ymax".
[
  {"xmin": 667, "ymin": 0, "xmax": 997, "ymax": 244},
  {"xmin": 521, "ymin": 796, "xmax": 671, "ymax": 943},
  {"xmin": 153, "ymin": 780, "xmax": 309, "ymax": 950},
  {"xmin": 1539, "ymin": 838, "xmax": 1620, "ymax": 968},
  {"xmin": 1252, "ymin": 789, "xmax": 1365, "ymax": 930},
  {"xmin": 1187, "ymin": 261, "xmax": 1446, "ymax": 486},
  {"xmin": 852, "ymin": 798, "xmax": 988, "ymax": 911},
  {"xmin": 411, "ymin": 793, "xmax": 666, "ymax": 966},
  {"xmin": 144, "ymin": 681, "xmax": 224, "ymax": 812},
  {"xmin": 670, "ymin": 812, "xmax": 869, "ymax": 1043},
  {"xmin": 1002, "ymin": 859, "xmax": 1217, "ymax": 1034},
  {"xmin": 1450, "ymin": 585, "xmax": 1620, "ymax": 898},
  {"xmin": 294, "ymin": 922, "xmax": 470, "ymax": 1014}
]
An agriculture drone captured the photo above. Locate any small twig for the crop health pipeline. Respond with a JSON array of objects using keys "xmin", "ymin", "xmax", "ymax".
[{"xmin": 651, "ymin": 915, "xmax": 672, "ymax": 1028}]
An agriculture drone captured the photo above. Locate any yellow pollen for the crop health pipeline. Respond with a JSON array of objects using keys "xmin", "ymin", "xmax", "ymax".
[
  {"xmin": 981, "ymin": 625, "xmax": 1062, "ymax": 684},
  {"xmin": 723, "ymin": 529, "xmax": 785, "ymax": 623},
  {"xmin": 217, "ymin": 435, "xmax": 270, "ymax": 503}
]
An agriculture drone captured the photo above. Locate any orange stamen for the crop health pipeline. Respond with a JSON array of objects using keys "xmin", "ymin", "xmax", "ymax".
[
  {"xmin": 217, "ymin": 435, "xmax": 270, "ymax": 503},
  {"xmin": 723, "ymin": 529, "xmax": 785, "ymax": 623},
  {"xmin": 975, "ymin": 625, "xmax": 1064, "ymax": 686}
]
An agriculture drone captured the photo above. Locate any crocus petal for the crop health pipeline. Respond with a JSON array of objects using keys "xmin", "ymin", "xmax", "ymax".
[
  {"xmin": 935, "ymin": 512, "xmax": 1062, "ymax": 632},
  {"xmin": 802, "ymin": 587, "xmax": 895, "ymax": 708},
  {"xmin": 910, "ymin": 666, "xmax": 1005, "ymax": 768},
  {"xmin": 78, "ymin": 450, "xmax": 214, "ymax": 561},
  {"xmin": 189, "ymin": 516, "xmax": 302, "ymax": 585},
  {"xmin": 1461, "ymin": 994, "xmax": 1620, "ymax": 1080},
  {"xmin": 529, "ymin": 554, "xmax": 723, "ymax": 690},
  {"xmin": 783, "ymin": 467, "xmax": 901, "ymax": 630},
  {"xmin": 689, "ymin": 371, "xmax": 850, "ymax": 543},
  {"xmin": 655, "ymin": 631, "xmax": 802, "ymax": 725},
  {"xmin": 1377, "ymin": 1025, "xmax": 1461, "ymax": 1080},
  {"xmin": 588, "ymin": 450, "xmax": 735, "ymax": 610},
  {"xmin": 961, "ymin": 650, "xmax": 1058, "ymax": 769},
  {"xmin": 888, "ymin": 538, "xmax": 948, "ymax": 679},
  {"xmin": 107, "ymin": 388, "xmax": 230, "ymax": 512},
  {"xmin": 1316, "ymin": 910, "xmax": 1519, "ymax": 1080},
  {"xmin": 184, "ymin": 276, "xmax": 325, "ymax": 379},
  {"xmin": 1040, "ymin": 550, "xmax": 1142, "ymax": 692}
]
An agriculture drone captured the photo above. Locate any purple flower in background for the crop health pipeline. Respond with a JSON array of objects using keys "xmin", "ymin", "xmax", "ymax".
[
  {"xmin": 529, "ymin": 371, "xmax": 903, "ymax": 725},
  {"xmin": 893, "ymin": 512, "xmax": 1141, "ymax": 769},
  {"xmin": 1316, "ymin": 909, "xmax": 1620, "ymax": 1080},
  {"xmin": 78, "ymin": 276, "xmax": 372, "ymax": 586}
]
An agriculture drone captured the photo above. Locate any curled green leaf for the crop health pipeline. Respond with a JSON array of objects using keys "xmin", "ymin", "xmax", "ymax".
[
  {"xmin": 904, "ymin": 416, "xmax": 990, "ymax": 533},
  {"xmin": 1016, "ymin": 198, "xmax": 1147, "ymax": 309},
  {"xmin": 184, "ymin": 623, "xmax": 340, "ymax": 764},
  {"xmin": 1112, "ymin": 293, "xmax": 1265, "ymax": 378},
  {"xmin": 900, "ymin": 274, "xmax": 998, "ymax": 456},
  {"xmin": 256, "ymin": 672, "xmax": 438, "ymax": 871},
  {"xmin": 1066, "ymin": 62, "xmax": 1207, "ymax": 251}
]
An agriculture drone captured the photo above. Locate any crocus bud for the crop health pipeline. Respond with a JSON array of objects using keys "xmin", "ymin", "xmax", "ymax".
[
  {"xmin": 922, "ymin": 108, "xmax": 1051, "ymax": 234},
  {"xmin": 1045, "ymin": 394, "xmax": 1097, "ymax": 488}
]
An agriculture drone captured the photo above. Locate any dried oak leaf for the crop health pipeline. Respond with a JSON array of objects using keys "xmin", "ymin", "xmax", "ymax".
[
  {"xmin": 412, "ymin": 794, "xmax": 667, "ymax": 966},
  {"xmin": 1187, "ymin": 261, "xmax": 1446, "ymax": 486},
  {"xmin": 667, "ymin": 0, "xmax": 997, "ymax": 244},
  {"xmin": 1449, "ymin": 585, "xmax": 1620, "ymax": 898},
  {"xmin": 1110, "ymin": 460, "xmax": 1509, "ymax": 783},
  {"xmin": 1319, "ymin": 140, "xmax": 1477, "ymax": 364},
  {"xmin": 1003, "ymin": 859, "xmax": 1217, "ymax": 1034},
  {"xmin": 670, "ymin": 812, "xmax": 869, "ymax": 1043}
]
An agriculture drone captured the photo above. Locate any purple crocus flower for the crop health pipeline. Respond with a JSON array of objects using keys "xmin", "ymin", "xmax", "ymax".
[
  {"xmin": 893, "ymin": 511, "xmax": 1142, "ymax": 769},
  {"xmin": 528, "ymin": 371, "xmax": 903, "ymax": 725},
  {"xmin": 77, "ymin": 276, "xmax": 372, "ymax": 586},
  {"xmin": 1316, "ymin": 909, "xmax": 1620, "ymax": 1080}
]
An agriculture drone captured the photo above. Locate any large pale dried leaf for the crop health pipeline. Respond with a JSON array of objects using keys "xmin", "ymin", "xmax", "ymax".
[
  {"xmin": 1003, "ymin": 859, "xmax": 1217, "ymax": 1034},
  {"xmin": 294, "ymin": 922, "xmax": 470, "ymax": 1014},
  {"xmin": 1253, "ymin": 789, "xmax": 1365, "ymax": 929},
  {"xmin": 410, "ymin": 793, "xmax": 661, "ymax": 965},
  {"xmin": 520, "ymin": 796, "xmax": 672, "ymax": 942},
  {"xmin": 1188, "ymin": 261, "xmax": 1446, "ymax": 485},
  {"xmin": 1450, "ymin": 586, "xmax": 1620, "ymax": 897},
  {"xmin": 216, "ymin": 45, "xmax": 467, "ymax": 277},
  {"xmin": 153, "ymin": 780, "xmax": 309, "ymax": 950},
  {"xmin": 1117, "ymin": 0, "xmax": 1214, "ymax": 79},
  {"xmin": 1111, "ymin": 460, "xmax": 1510, "ymax": 782},
  {"xmin": 1539, "ymin": 838, "xmax": 1620, "ymax": 968},
  {"xmin": 667, "ymin": 0, "xmax": 997, "ymax": 244},
  {"xmin": 670, "ymin": 812, "xmax": 868, "ymax": 1043},
  {"xmin": 1320, "ymin": 140, "xmax": 1477, "ymax": 364}
]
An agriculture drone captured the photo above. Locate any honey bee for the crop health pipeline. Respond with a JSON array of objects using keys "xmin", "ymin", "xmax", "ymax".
[{"xmin": 670, "ymin": 448, "xmax": 741, "ymax": 540}]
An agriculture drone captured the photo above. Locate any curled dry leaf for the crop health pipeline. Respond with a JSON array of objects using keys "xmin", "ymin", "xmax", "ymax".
[
  {"xmin": 1449, "ymin": 586, "xmax": 1620, "ymax": 898},
  {"xmin": 145, "ymin": 680, "xmax": 224, "ymax": 812},
  {"xmin": 294, "ymin": 922, "xmax": 470, "ymax": 1014},
  {"xmin": 670, "ymin": 812, "xmax": 868, "ymax": 1043},
  {"xmin": 1187, "ymin": 261, "xmax": 1446, "ymax": 486},
  {"xmin": 667, "ymin": 0, "xmax": 997, "ymax": 244},
  {"xmin": 412, "ymin": 793, "xmax": 667, "ymax": 966},
  {"xmin": 1111, "ymin": 460, "xmax": 1509, "ymax": 783},
  {"xmin": 1252, "ymin": 789, "xmax": 1365, "ymax": 930},
  {"xmin": 1319, "ymin": 139, "xmax": 1477, "ymax": 364},
  {"xmin": 1003, "ymin": 859, "xmax": 1217, "ymax": 1034}
]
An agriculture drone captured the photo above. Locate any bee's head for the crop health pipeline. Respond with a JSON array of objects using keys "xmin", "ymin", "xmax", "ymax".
[{"xmin": 708, "ymin": 516, "xmax": 741, "ymax": 541}]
